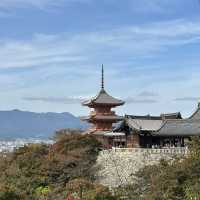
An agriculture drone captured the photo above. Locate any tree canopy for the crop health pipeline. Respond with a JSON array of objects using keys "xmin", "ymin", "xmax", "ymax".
[
  {"xmin": 119, "ymin": 137, "xmax": 200, "ymax": 200},
  {"xmin": 1, "ymin": 131, "xmax": 200, "ymax": 200},
  {"xmin": 0, "ymin": 130, "xmax": 114, "ymax": 200}
]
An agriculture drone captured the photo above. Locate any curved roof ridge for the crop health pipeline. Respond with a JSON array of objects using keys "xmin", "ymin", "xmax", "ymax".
[
  {"xmin": 152, "ymin": 120, "xmax": 167, "ymax": 132},
  {"xmin": 188, "ymin": 104, "xmax": 200, "ymax": 119},
  {"xmin": 155, "ymin": 117, "xmax": 198, "ymax": 133},
  {"xmin": 126, "ymin": 118, "xmax": 141, "ymax": 130},
  {"xmin": 82, "ymin": 88, "xmax": 125, "ymax": 106},
  {"xmin": 125, "ymin": 112, "xmax": 182, "ymax": 120}
]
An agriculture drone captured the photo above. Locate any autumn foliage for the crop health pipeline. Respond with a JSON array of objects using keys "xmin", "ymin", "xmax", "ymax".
[{"xmin": 0, "ymin": 129, "xmax": 113, "ymax": 200}]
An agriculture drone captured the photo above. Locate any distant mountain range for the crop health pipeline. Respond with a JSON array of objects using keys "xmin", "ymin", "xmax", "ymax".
[{"xmin": 0, "ymin": 110, "xmax": 89, "ymax": 139}]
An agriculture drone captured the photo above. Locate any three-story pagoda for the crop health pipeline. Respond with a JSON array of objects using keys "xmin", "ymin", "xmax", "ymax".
[{"xmin": 82, "ymin": 65, "xmax": 125, "ymax": 133}]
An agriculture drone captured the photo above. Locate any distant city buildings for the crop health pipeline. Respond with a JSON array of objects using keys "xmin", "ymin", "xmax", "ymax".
[{"xmin": 0, "ymin": 139, "xmax": 54, "ymax": 153}]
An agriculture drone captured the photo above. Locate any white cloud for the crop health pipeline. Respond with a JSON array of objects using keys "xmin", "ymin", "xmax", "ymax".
[
  {"xmin": 0, "ymin": 0, "xmax": 60, "ymax": 10},
  {"xmin": 174, "ymin": 97, "xmax": 200, "ymax": 102},
  {"xmin": 138, "ymin": 91, "xmax": 158, "ymax": 97},
  {"xmin": 22, "ymin": 95, "xmax": 158, "ymax": 105},
  {"xmin": 0, "ymin": 19, "xmax": 200, "ymax": 70},
  {"xmin": 0, "ymin": 74, "xmax": 21, "ymax": 91},
  {"xmin": 130, "ymin": 0, "xmax": 195, "ymax": 14},
  {"xmin": 0, "ymin": 0, "xmax": 90, "ymax": 10},
  {"xmin": 125, "ymin": 97, "xmax": 157, "ymax": 104},
  {"xmin": 23, "ymin": 96, "xmax": 86, "ymax": 104},
  {"xmin": 0, "ymin": 0, "xmax": 194, "ymax": 13}
]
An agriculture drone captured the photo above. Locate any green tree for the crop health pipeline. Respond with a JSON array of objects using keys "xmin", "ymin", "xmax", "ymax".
[
  {"xmin": 0, "ymin": 130, "xmax": 102, "ymax": 200},
  {"xmin": 120, "ymin": 137, "xmax": 200, "ymax": 200},
  {"xmin": 0, "ymin": 191, "xmax": 20, "ymax": 200},
  {"xmin": 66, "ymin": 178, "xmax": 116, "ymax": 200}
]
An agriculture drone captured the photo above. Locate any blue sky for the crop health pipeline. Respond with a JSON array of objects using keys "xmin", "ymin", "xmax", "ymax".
[{"xmin": 1, "ymin": 0, "xmax": 200, "ymax": 117}]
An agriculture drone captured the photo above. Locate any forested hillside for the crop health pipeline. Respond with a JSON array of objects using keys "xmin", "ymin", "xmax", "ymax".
[
  {"xmin": 0, "ymin": 129, "xmax": 116, "ymax": 200},
  {"xmin": 0, "ymin": 131, "xmax": 200, "ymax": 200}
]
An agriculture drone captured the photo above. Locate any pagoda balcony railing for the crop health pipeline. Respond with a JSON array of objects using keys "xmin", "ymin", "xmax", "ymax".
[{"xmin": 90, "ymin": 111, "xmax": 116, "ymax": 116}]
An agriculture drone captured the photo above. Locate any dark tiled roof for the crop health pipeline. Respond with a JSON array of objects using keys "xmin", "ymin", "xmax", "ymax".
[
  {"xmin": 122, "ymin": 107, "xmax": 200, "ymax": 136},
  {"xmin": 189, "ymin": 105, "xmax": 200, "ymax": 120},
  {"xmin": 161, "ymin": 112, "xmax": 182, "ymax": 119},
  {"xmin": 82, "ymin": 89, "xmax": 125, "ymax": 106},
  {"xmin": 154, "ymin": 104, "xmax": 200, "ymax": 136},
  {"xmin": 126, "ymin": 118, "xmax": 163, "ymax": 131},
  {"xmin": 121, "ymin": 113, "xmax": 182, "ymax": 132},
  {"xmin": 125, "ymin": 112, "xmax": 182, "ymax": 120},
  {"xmin": 155, "ymin": 119, "xmax": 200, "ymax": 136},
  {"xmin": 82, "ymin": 115, "xmax": 123, "ymax": 122},
  {"xmin": 93, "ymin": 115, "xmax": 124, "ymax": 120}
]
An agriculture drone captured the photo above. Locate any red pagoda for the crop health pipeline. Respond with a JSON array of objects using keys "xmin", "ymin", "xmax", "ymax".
[{"xmin": 82, "ymin": 65, "xmax": 125, "ymax": 133}]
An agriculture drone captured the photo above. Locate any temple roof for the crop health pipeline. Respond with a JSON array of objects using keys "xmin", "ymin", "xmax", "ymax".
[
  {"xmin": 125, "ymin": 113, "xmax": 182, "ymax": 120},
  {"xmin": 125, "ymin": 116, "xmax": 200, "ymax": 136},
  {"xmin": 122, "ymin": 113, "xmax": 182, "ymax": 131},
  {"xmin": 154, "ymin": 104, "xmax": 200, "ymax": 136},
  {"xmin": 123, "ymin": 113, "xmax": 182, "ymax": 131},
  {"xmin": 82, "ymin": 114, "xmax": 123, "ymax": 121},
  {"xmin": 189, "ymin": 104, "xmax": 200, "ymax": 120},
  {"xmin": 82, "ymin": 89, "xmax": 125, "ymax": 107},
  {"xmin": 155, "ymin": 119, "xmax": 200, "ymax": 136},
  {"xmin": 126, "ymin": 118, "xmax": 163, "ymax": 131},
  {"xmin": 121, "ymin": 104, "xmax": 200, "ymax": 136}
]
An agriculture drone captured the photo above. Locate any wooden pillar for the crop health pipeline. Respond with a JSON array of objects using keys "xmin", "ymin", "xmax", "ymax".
[
  {"xmin": 160, "ymin": 137, "xmax": 163, "ymax": 148},
  {"xmin": 127, "ymin": 134, "xmax": 140, "ymax": 148},
  {"xmin": 182, "ymin": 137, "xmax": 184, "ymax": 147}
]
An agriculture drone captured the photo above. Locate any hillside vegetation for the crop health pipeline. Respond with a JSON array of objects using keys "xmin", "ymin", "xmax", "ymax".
[
  {"xmin": 0, "ymin": 130, "xmax": 115, "ymax": 200},
  {"xmin": 117, "ymin": 137, "xmax": 200, "ymax": 200},
  {"xmin": 0, "ymin": 130, "xmax": 200, "ymax": 200}
]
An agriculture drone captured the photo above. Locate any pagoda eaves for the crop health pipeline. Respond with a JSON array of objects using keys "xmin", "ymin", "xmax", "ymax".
[{"xmin": 82, "ymin": 88, "xmax": 125, "ymax": 107}]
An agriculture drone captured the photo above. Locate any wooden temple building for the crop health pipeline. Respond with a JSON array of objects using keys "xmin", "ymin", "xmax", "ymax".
[
  {"xmin": 116, "ymin": 105, "xmax": 200, "ymax": 148},
  {"xmin": 82, "ymin": 66, "xmax": 200, "ymax": 149}
]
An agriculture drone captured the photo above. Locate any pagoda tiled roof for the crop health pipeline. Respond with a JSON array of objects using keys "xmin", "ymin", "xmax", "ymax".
[
  {"xmin": 82, "ymin": 89, "xmax": 125, "ymax": 107},
  {"xmin": 82, "ymin": 115, "xmax": 123, "ymax": 122},
  {"xmin": 92, "ymin": 115, "xmax": 123, "ymax": 120}
]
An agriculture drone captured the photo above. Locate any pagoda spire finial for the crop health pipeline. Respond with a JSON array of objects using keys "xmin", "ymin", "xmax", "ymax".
[{"xmin": 101, "ymin": 64, "xmax": 104, "ymax": 89}]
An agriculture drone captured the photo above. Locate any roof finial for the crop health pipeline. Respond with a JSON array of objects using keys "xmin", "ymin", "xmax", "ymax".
[{"xmin": 101, "ymin": 64, "xmax": 104, "ymax": 89}]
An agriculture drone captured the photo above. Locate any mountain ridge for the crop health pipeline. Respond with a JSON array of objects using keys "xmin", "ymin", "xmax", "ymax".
[{"xmin": 0, "ymin": 109, "xmax": 88, "ymax": 139}]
